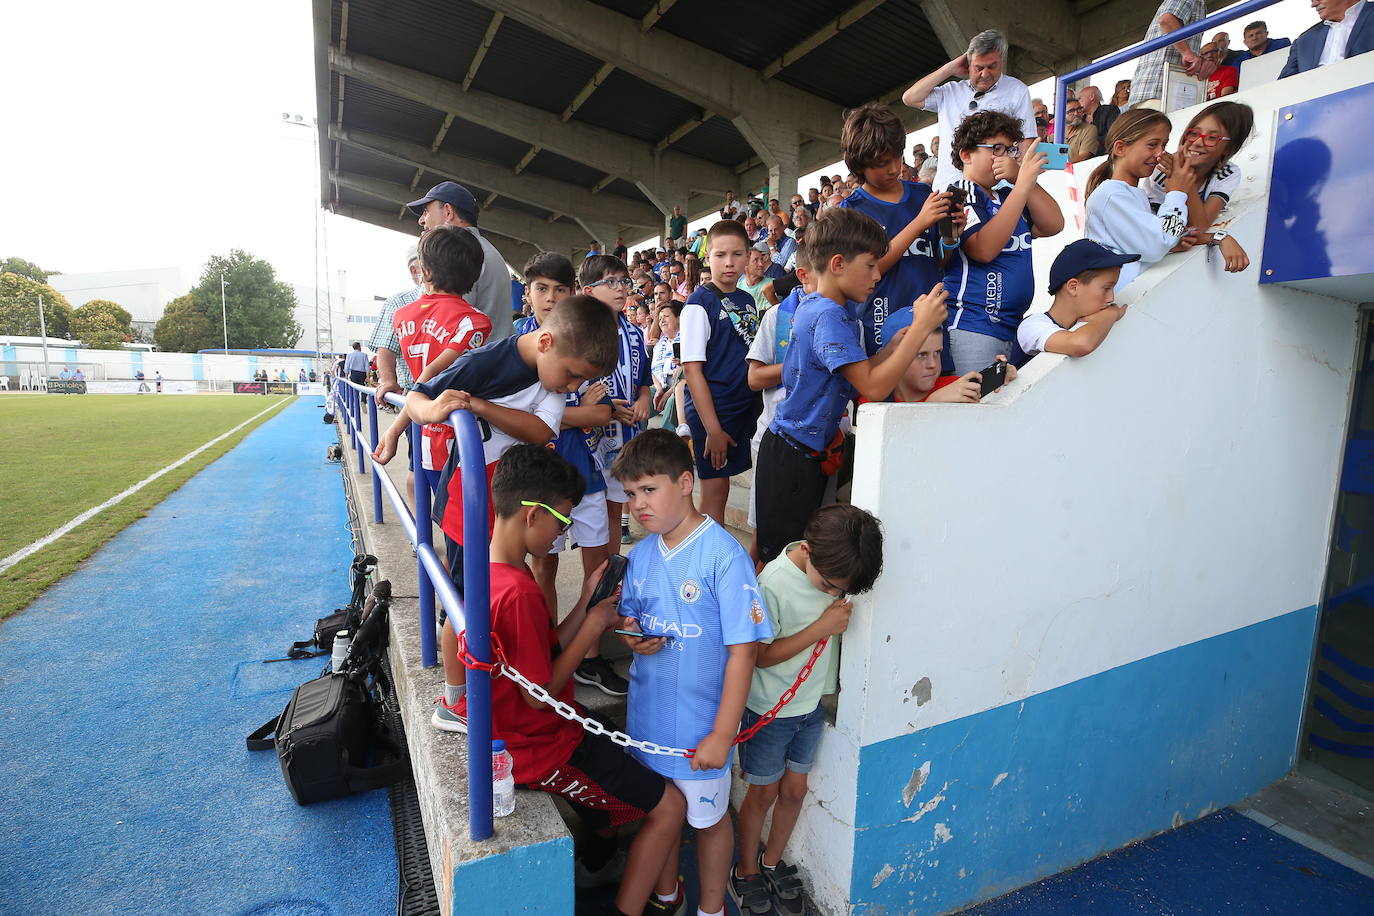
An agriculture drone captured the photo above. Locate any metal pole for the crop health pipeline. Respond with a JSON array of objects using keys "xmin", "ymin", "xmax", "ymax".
[
  {"xmin": 36, "ymin": 294, "xmax": 51, "ymax": 385},
  {"xmin": 353, "ymin": 385, "xmax": 365, "ymax": 475},
  {"xmin": 368, "ymin": 394, "xmax": 383, "ymax": 523},
  {"xmin": 457, "ymin": 409, "xmax": 494, "ymax": 841},
  {"xmin": 413, "ymin": 418, "xmax": 438, "ymax": 668},
  {"xmin": 220, "ymin": 275, "xmax": 229, "ymax": 353}
]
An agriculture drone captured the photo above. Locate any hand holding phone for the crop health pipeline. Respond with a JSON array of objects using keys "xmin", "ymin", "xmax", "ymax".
[
  {"xmin": 939, "ymin": 185, "xmax": 968, "ymax": 243},
  {"xmin": 977, "ymin": 359, "xmax": 1008, "ymax": 397},
  {"xmin": 1036, "ymin": 141, "xmax": 1070, "ymax": 171}
]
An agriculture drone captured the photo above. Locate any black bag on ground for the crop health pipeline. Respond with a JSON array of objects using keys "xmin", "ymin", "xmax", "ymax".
[
  {"xmin": 266, "ymin": 554, "xmax": 376, "ymax": 662},
  {"xmin": 247, "ymin": 579, "xmax": 407, "ymax": 805},
  {"xmin": 322, "ymin": 411, "xmax": 335, "ymax": 424}
]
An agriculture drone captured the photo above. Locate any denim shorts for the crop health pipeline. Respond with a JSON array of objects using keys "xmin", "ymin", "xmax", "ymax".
[{"xmin": 737, "ymin": 705, "xmax": 826, "ymax": 785}]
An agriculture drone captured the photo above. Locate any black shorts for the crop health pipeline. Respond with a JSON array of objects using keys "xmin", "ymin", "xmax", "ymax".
[
  {"xmin": 524, "ymin": 731, "xmax": 666, "ymax": 830},
  {"xmin": 754, "ymin": 427, "xmax": 829, "ymax": 564}
]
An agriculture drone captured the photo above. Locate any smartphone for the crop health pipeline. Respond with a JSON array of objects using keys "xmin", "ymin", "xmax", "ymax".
[
  {"xmin": 586, "ymin": 554, "xmax": 628, "ymax": 608},
  {"xmin": 672, "ymin": 341, "xmax": 681, "ymax": 362},
  {"xmin": 613, "ymin": 628, "xmax": 671, "ymax": 642},
  {"xmin": 978, "ymin": 360, "xmax": 1008, "ymax": 397},
  {"xmin": 938, "ymin": 184, "xmax": 968, "ymax": 242},
  {"xmin": 1036, "ymin": 141, "xmax": 1070, "ymax": 171}
]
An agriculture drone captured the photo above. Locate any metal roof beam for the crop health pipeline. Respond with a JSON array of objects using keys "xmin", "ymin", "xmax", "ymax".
[
  {"xmin": 462, "ymin": 11, "xmax": 504, "ymax": 91},
  {"xmin": 331, "ymin": 126, "xmax": 661, "ymax": 229},
  {"xmin": 331, "ymin": 50, "xmax": 731, "ymax": 211},
  {"xmin": 760, "ymin": 0, "xmax": 886, "ymax": 80},
  {"xmin": 469, "ymin": 0, "xmax": 842, "ymax": 126},
  {"xmin": 330, "ymin": 172, "xmax": 588, "ymax": 252}
]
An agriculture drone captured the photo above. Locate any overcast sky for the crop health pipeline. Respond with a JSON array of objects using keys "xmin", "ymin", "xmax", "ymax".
[{"xmin": 1, "ymin": 1, "xmax": 1318, "ymax": 302}]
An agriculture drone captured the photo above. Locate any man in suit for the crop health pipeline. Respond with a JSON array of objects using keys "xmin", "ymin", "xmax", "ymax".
[{"xmin": 1280, "ymin": 0, "xmax": 1374, "ymax": 78}]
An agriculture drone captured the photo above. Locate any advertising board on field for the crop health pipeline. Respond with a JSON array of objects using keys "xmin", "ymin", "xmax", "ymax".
[
  {"xmin": 46, "ymin": 379, "xmax": 87, "ymax": 394},
  {"xmin": 297, "ymin": 383, "xmax": 325, "ymax": 395},
  {"xmin": 233, "ymin": 382, "xmax": 265, "ymax": 395},
  {"xmin": 265, "ymin": 382, "xmax": 296, "ymax": 395}
]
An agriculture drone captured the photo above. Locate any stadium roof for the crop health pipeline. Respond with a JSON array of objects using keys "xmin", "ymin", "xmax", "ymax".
[{"xmin": 312, "ymin": 0, "xmax": 1228, "ymax": 264}]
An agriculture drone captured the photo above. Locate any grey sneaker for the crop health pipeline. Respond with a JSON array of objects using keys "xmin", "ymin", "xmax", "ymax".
[
  {"xmin": 760, "ymin": 855, "xmax": 806, "ymax": 915},
  {"xmin": 573, "ymin": 657, "xmax": 628, "ymax": 697},
  {"xmin": 431, "ymin": 697, "xmax": 467, "ymax": 733},
  {"xmin": 728, "ymin": 866, "xmax": 776, "ymax": 915}
]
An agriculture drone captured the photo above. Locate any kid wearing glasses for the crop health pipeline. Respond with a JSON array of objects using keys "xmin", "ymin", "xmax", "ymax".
[{"xmin": 943, "ymin": 109, "xmax": 1064, "ymax": 374}]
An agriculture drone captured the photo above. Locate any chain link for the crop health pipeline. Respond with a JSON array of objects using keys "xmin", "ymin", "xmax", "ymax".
[{"xmin": 456, "ymin": 631, "xmax": 832, "ymax": 758}]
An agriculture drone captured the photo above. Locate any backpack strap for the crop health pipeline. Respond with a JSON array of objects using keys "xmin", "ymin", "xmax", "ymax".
[{"xmin": 246, "ymin": 715, "xmax": 280, "ymax": 751}]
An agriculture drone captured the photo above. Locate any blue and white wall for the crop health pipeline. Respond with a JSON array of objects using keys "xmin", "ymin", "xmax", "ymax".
[{"xmin": 783, "ymin": 55, "xmax": 1374, "ymax": 915}]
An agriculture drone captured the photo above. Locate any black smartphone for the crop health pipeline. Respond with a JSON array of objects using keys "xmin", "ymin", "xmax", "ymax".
[
  {"xmin": 672, "ymin": 341, "xmax": 681, "ymax": 362},
  {"xmin": 612, "ymin": 628, "xmax": 672, "ymax": 642},
  {"xmin": 939, "ymin": 184, "xmax": 968, "ymax": 242},
  {"xmin": 587, "ymin": 553, "xmax": 628, "ymax": 607},
  {"xmin": 978, "ymin": 360, "xmax": 1008, "ymax": 397}
]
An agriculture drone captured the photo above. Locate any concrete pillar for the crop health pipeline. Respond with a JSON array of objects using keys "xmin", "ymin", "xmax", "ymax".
[{"xmin": 733, "ymin": 119, "xmax": 803, "ymax": 205}]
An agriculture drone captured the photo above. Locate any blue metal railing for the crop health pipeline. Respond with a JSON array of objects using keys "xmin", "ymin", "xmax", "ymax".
[
  {"xmin": 336, "ymin": 377, "xmax": 495, "ymax": 842},
  {"xmin": 1053, "ymin": 0, "xmax": 1285, "ymax": 144}
]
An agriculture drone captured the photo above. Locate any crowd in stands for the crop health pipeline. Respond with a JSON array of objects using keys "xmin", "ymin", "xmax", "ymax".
[{"xmin": 343, "ymin": 10, "xmax": 1374, "ymax": 914}]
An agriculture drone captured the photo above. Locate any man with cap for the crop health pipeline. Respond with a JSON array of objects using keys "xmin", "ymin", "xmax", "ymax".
[
  {"xmin": 405, "ymin": 181, "xmax": 512, "ymax": 341},
  {"xmin": 1017, "ymin": 240, "xmax": 1138, "ymax": 359}
]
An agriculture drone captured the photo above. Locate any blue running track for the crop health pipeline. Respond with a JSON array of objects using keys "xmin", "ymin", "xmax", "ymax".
[{"xmin": 0, "ymin": 398, "xmax": 396, "ymax": 916}]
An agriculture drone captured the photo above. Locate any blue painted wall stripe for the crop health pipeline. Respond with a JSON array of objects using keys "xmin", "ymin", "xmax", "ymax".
[
  {"xmin": 1317, "ymin": 670, "xmax": 1374, "ymax": 711},
  {"xmin": 450, "ymin": 835, "xmax": 573, "ymax": 915},
  {"xmin": 192, "ymin": 354, "xmax": 204, "ymax": 381},
  {"xmin": 849, "ymin": 606, "xmax": 1319, "ymax": 915}
]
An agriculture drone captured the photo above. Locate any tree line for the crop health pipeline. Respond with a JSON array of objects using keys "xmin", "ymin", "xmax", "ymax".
[{"xmin": 0, "ymin": 250, "xmax": 302, "ymax": 352}]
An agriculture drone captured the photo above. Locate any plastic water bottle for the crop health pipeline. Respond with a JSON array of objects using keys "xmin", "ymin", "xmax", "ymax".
[
  {"xmin": 330, "ymin": 630, "xmax": 351, "ymax": 672},
  {"xmin": 492, "ymin": 740, "xmax": 516, "ymax": 817}
]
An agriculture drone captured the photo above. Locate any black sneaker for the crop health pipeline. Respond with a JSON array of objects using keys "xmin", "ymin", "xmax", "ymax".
[
  {"xmin": 573, "ymin": 657, "xmax": 628, "ymax": 696},
  {"xmin": 620, "ymin": 522, "xmax": 635, "ymax": 545},
  {"xmin": 760, "ymin": 854, "xmax": 806, "ymax": 915},
  {"xmin": 643, "ymin": 876, "xmax": 686, "ymax": 915},
  {"xmin": 728, "ymin": 866, "xmax": 776, "ymax": 915}
]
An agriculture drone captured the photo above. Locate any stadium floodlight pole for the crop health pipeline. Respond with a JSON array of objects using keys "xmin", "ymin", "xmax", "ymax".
[
  {"xmin": 37, "ymin": 293, "xmax": 51, "ymax": 384},
  {"xmin": 220, "ymin": 274, "xmax": 229, "ymax": 353}
]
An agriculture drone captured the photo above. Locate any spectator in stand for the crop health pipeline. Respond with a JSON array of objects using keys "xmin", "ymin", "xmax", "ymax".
[
  {"xmin": 1126, "ymin": 1, "xmax": 1210, "ymax": 110},
  {"xmin": 613, "ymin": 237, "xmax": 628, "ymax": 262},
  {"xmin": 912, "ymin": 142, "xmax": 926, "ymax": 161},
  {"xmin": 1236, "ymin": 20, "xmax": 1291, "ymax": 68},
  {"xmin": 917, "ymin": 157, "xmax": 938, "ymax": 186},
  {"xmin": 903, "ymin": 29, "xmax": 1037, "ymax": 192},
  {"xmin": 1203, "ymin": 43, "xmax": 1239, "ymax": 98},
  {"xmin": 669, "ymin": 205, "xmax": 688, "ymax": 248},
  {"xmin": 763, "ymin": 216, "xmax": 796, "ymax": 278},
  {"xmin": 1210, "ymin": 30, "xmax": 1244, "ymax": 67},
  {"xmin": 1280, "ymin": 0, "xmax": 1374, "ymax": 78},
  {"xmin": 1032, "ymin": 98, "xmax": 1049, "ymax": 123},
  {"xmin": 298, "ymin": 368, "xmax": 308, "ymax": 383},
  {"xmin": 1084, "ymin": 110, "xmax": 1198, "ymax": 290},
  {"xmin": 1077, "ymin": 86, "xmax": 1119, "ymax": 158},
  {"xmin": 586, "ymin": 241, "xmax": 602, "ymax": 260},
  {"xmin": 944, "ymin": 110, "xmax": 1064, "ymax": 374},
  {"xmin": 680, "ymin": 220, "xmax": 764, "ymax": 525},
  {"xmin": 406, "ymin": 181, "xmax": 514, "ymax": 340},
  {"xmin": 806, "ymin": 188, "xmax": 821, "ymax": 214},
  {"xmin": 929, "ymin": 136, "xmax": 940, "ymax": 160},
  {"xmin": 1111, "ymin": 80, "xmax": 1131, "ymax": 108},
  {"xmin": 721, "ymin": 190, "xmax": 745, "ymax": 221},
  {"xmin": 368, "ymin": 247, "xmax": 423, "ymax": 427},
  {"xmin": 344, "ymin": 341, "xmax": 370, "ymax": 385},
  {"xmin": 839, "ymin": 101, "xmax": 955, "ymax": 355},
  {"xmin": 744, "ymin": 214, "xmax": 766, "ymax": 244},
  {"xmin": 1065, "ymin": 98, "xmax": 1101, "ymax": 164},
  {"xmin": 739, "ymin": 242, "xmax": 776, "ymax": 309},
  {"xmin": 1018, "ymin": 240, "xmax": 1135, "ymax": 360},
  {"xmin": 877, "ymin": 306, "xmax": 1014, "ymax": 403}
]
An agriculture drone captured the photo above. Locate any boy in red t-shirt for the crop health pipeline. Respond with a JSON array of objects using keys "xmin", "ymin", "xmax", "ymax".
[
  {"xmin": 469, "ymin": 444, "xmax": 687, "ymax": 916},
  {"xmin": 373, "ymin": 225, "xmax": 492, "ymax": 497},
  {"xmin": 873, "ymin": 308, "xmax": 1014, "ymax": 403}
]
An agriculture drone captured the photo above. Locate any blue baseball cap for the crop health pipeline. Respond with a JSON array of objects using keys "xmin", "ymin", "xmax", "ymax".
[
  {"xmin": 882, "ymin": 306, "xmax": 929, "ymax": 342},
  {"xmin": 406, "ymin": 181, "xmax": 479, "ymax": 218},
  {"xmin": 1047, "ymin": 239, "xmax": 1139, "ymax": 294}
]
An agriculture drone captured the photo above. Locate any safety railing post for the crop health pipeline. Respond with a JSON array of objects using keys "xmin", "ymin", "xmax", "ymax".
[
  {"xmin": 368, "ymin": 394, "xmax": 383, "ymax": 523},
  {"xmin": 353, "ymin": 386, "xmax": 365, "ymax": 476},
  {"xmin": 455, "ymin": 409, "xmax": 494, "ymax": 842},
  {"xmin": 413, "ymin": 419, "xmax": 438, "ymax": 669}
]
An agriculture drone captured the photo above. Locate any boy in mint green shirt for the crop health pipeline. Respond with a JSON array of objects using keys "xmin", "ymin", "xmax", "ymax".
[{"xmin": 729, "ymin": 504, "xmax": 885, "ymax": 916}]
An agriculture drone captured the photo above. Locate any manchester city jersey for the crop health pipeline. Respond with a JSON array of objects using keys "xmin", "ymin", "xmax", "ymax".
[
  {"xmin": 620, "ymin": 517, "xmax": 773, "ymax": 781},
  {"xmin": 944, "ymin": 181, "xmax": 1036, "ymax": 338},
  {"xmin": 840, "ymin": 181, "xmax": 944, "ymax": 354}
]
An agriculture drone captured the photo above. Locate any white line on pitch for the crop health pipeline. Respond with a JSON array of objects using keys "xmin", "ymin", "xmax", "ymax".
[{"xmin": 0, "ymin": 397, "xmax": 294, "ymax": 575}]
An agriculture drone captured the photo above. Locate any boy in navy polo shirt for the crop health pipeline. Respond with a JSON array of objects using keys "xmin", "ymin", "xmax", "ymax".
[
  {"xmin": 755, "ymin": 208, "xmax": 947, "ymax": 564},
  {"xmin": 838, "ymin": 102, "xmax": 956, "ymax": 355},
  {"xmin": 943, "ymin": 110, "xmax": 1064, "ymax": 374},
  {"xmin": 680, "ymin": 220, "xmax": 764, "ymax": 525}
]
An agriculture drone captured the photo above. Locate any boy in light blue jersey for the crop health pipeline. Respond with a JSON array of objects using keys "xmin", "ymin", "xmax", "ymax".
[
  {"xmin": 838, "ymin": 102, "xmax": 955, "ymax": 355},
  {"xmin": 612, "ymin": 429, "xmax": 772, "ymax": 916},
  {"xmin": 942, "ymin": 109, "xmax": 1064, "ymax": 374}
]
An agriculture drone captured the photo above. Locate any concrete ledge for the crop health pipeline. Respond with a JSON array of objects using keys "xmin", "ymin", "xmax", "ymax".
[{"xmin": 333, "ymin": 421, "xmax": 574, "ymax": 916}]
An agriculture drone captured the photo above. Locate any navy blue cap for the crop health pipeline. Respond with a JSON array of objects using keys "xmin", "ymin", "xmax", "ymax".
[
  {"xmin": 406, "ymin": 181, "xmax": 479, "ymax": 218},
  {"xmin": 1047, "ymin": 239, "xmax": 1139, "ymax": 294},
  {"xmin": 882, "ymin": 306, "xmax": 926, "ymax": 342}
]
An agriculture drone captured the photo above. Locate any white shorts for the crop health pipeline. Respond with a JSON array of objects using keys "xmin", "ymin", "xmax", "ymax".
[
  {"xmin": 550, "ymin": 490, "xmax": 610, "ymax": 553},
  {"xmin": 674, "ymin": 770, "xmax": 732, "ymax": 828}
]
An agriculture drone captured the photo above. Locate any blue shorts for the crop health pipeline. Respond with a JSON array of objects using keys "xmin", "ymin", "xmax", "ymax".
[
  {"xmin": 686, "ymin": 408, "xmax": 759, "ymax": 480},
  {"xmin": 736, "ymin": 705, "xmax": 826, "ymax": 786}
]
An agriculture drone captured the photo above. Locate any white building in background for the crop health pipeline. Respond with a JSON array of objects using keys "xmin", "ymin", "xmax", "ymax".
[{"xmin": 44, "ymin": 266, "xmax": 383, "ymax": 354}]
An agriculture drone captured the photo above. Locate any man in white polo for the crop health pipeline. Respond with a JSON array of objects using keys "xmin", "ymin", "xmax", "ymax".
[{"xmin": 902, "ymin": 29, "xmax": 1037, "ymax": 191}]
